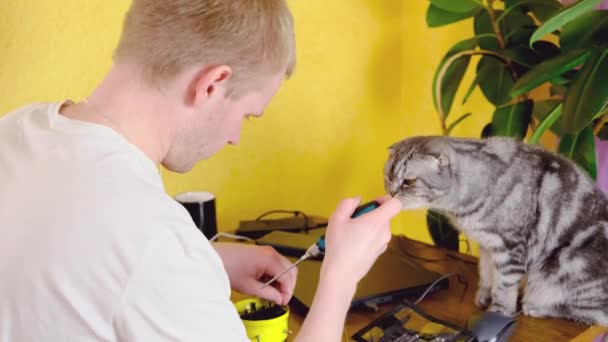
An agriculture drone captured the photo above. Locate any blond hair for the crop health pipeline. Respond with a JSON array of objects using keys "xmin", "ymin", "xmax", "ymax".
[{"xmin": 114, "ymin": 0, "xmax": 296, "ymax": 97}]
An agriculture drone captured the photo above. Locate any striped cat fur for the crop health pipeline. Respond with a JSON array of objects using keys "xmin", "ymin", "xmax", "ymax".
[{"xmin": 384, "ymin": 136, "xmax": 608, "ymax": 325}]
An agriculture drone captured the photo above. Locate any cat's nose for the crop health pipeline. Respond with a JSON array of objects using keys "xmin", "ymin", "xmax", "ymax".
[{"xmin": 389, "ymin": 189, "xmax": 398, "ymax": 197}]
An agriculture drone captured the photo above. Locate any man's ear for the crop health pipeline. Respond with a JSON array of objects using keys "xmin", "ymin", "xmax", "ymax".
[{"xmin": 190, "ymin": 65, "xmax": 233, "ymax": 106}]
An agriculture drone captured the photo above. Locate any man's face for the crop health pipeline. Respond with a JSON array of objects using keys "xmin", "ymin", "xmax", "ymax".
[{"xmin": 162, "ymin": 72, "xmax": 284, "ymax": 173}]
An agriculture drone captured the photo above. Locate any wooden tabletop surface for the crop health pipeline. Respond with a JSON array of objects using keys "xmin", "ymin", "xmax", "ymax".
[{"xmin": 233, "ymin": 235, "xmax": 591, "ymax": 341}]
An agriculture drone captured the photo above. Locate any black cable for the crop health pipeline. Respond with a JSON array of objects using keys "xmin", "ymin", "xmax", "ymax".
[
  {"xmin": 393, "ymin": 238, "xmax": 478, "ymax": 266},
  {"xmin": 395, "ymin": 247, "xmax": 454, "ymax": 263},
  {"xmin": 390, "ymin": 245, "xmax": 471, "ymax": 304},
  {"xmin": 446, "ymin": 253, "xmax": 478, "ymax": 266},
  {"xmin": 254, "ymin": 210, "xmax": 310, "ymax": 230},
  {"xmin": 401, "ymin": 298, "xmax": 471, "ymax": 335}
]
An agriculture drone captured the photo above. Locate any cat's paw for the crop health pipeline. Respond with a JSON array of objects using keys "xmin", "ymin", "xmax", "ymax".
[
  {"xmin": 474, "ymin": 287, "xmax": 492, "ymax": 309},
  {"xmin": 522, "ymin": 303, "xmax": 549, "ymax": 318},
  {"xmin": 488, "ymin": 302, "xmax": 518, "ymax": 317}
]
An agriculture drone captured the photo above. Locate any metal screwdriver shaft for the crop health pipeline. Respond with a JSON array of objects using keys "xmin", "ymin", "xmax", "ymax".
[
  {"xmin": 260, "ymin": 201, "xmax": 380, "ymax": 289},
  {"xmin": 261, "ymin": 244, "xmax": 321, "ymax": 289},
  {"xmin": 260, "ymin": 256, "xmax": 305, "ymax": 289}
]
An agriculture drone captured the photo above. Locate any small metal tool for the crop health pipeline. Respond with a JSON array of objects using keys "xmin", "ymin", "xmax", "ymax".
[{"xmin": 261, "ymin": 201, "xmax": 380, "ymax": 289}]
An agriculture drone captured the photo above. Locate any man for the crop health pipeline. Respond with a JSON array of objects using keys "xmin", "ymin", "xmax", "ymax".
[{"xmin": 0, "ymin": 1, "xmax": 401, "ymax": 341}]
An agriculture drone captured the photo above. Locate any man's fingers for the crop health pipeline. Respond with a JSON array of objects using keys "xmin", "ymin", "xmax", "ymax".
[
  {"xmin": 370, "ymin": 197, "xmax": 402, "ymax": 219},
  {"xmin": 272, "ymin": 255, "xmax": 297, "ymax": 303},
  {"xmin": 251, "ymin": 279, "xmax": 283, "ymax": 305},
  {"xmin": 373, "ymin": 194, "xmax": 393, "ymax": 205},
  {"xmin": 329, "ymin": 197, "xmax": 361, "ymax": 225},
  {"xmin": 259, "ymin": 248, "xmax": 297, "ymax": 304}
]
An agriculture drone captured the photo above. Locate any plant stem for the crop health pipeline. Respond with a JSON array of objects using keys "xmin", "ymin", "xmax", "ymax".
[
  {"xmin": 593, "ymin": 114, "xmax": 608, "ymax": 135},
  {"xmin": 486, "ymin": 0, "xmax": 507, "ymax": 49},
  {"xmin": 485, "ymin": 0, "xmax": 526, "ymax": 101},
  {"xmin": 435, "ymin": 49, "xmax": 509, "ymax": 136},
  {"xmin": 440, "ymin": 118, "xmax": 449, "ymax": 136}
]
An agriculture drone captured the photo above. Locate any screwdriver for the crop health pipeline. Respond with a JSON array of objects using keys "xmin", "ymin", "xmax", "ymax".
[{"xmin": 261, "ymin": 200, "xmax": 380, "ymax": 289}]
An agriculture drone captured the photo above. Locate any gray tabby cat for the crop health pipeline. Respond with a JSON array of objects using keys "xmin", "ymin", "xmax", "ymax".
[{"xmin": 384, "ymin": 136, "xmax": 608, "ymax": 325}]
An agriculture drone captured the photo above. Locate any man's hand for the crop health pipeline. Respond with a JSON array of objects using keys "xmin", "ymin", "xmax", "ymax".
[
  {"xmin": 293, "ymin": 195, "xmax": 402, "ymax": 342},
  {"xmin": 213, "ymin": 242, "xmax": 296, "ymax": 306},
  {"xmin": 321, "ymin": 196, "xmax": 402, "ymax": 288}
]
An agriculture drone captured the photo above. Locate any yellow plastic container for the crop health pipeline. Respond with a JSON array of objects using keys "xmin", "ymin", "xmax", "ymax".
[{"xmin": 235, "ymin": 298, "xmax": 290, "ymax": 342}]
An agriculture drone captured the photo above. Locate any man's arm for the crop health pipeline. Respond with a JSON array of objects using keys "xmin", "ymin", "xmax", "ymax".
[
  {"xmin": 294, "ymin": 197, "xmax": 401, "ymax": 342},
  {"xmin": 214, "ymin": 197, "xmax": 402, "ymax": 342},
  {"xmin": 113, "ymin": 229, "xmax": 249, "ymax": 341},
  {"xmin": 213, "ymin": 242, "xmax": 297, "ymax": 305}
]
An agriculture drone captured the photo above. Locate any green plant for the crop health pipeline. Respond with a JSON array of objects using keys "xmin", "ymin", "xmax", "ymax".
[{"xmin": 424, "ymin": 0, "xmax": 608, "ymax": 249}]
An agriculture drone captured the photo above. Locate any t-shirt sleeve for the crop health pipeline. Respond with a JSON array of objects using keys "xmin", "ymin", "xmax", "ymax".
[{"xmin": 112, "ymin": 229, "xmax": 249, "ymax": 341}]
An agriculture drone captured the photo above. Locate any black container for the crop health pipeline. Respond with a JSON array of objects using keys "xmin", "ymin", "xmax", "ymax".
[{"xmin": 175, "ymin": 192, "xmax": 218, "ymax": 240}]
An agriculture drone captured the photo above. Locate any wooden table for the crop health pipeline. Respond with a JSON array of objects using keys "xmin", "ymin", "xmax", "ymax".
[{"xmin": 234, "ymin": 235, "xmax": 590, "ymax": 341}]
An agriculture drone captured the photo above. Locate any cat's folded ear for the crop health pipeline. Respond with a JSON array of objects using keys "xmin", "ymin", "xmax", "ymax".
[{"xmin": 387, "ymin": 144, "xmax": 397, "ymax": 156}]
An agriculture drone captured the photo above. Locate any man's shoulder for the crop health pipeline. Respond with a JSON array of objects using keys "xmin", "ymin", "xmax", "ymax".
[
  {"xmin": 1, "ymin": 102, "xmax": 53, "ymax": 122},
  {"xmin": 0, "ymin": 102, "xmax": 51, "ymax": 134}
]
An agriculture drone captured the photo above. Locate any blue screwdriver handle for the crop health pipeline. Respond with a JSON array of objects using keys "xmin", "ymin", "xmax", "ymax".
[{"xmin": 316, "ymin": 200, "xmax": 380, "ymax": 253}]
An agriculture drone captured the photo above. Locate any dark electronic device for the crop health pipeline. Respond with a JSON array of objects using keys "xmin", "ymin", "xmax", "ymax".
[
  {"xmin": 254, "ymin": 201, "xmax": 450, "ymax": 312},
  {"xmin": 287, "ymin": 247, "xmax": 449, "ymax": 312},
  {"xmin": 466, "ymin": 311, "xmax": 517, "ymax": 342},
  {"xmin": 236, "ymin": 212, "xmax": 327, "ymax": 239},
  {"xmin": 352, "ymin": 300, "xmax": 475, "ymax": 342},
  {"xmin": 255, "ymin": 230, "xmax": 321, "ymax": 257},
  {"xmin": 254, "ymin": 201, "xmax": 380, "ymax": 258}
]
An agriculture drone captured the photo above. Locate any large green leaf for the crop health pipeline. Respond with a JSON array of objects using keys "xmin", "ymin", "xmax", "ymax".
[
  {"xmin": 461, "ymin": 73, "xmax": 481, "ymax": 106},
  {"xmin": 499, "ymin": 0, "xmax": 560, "ymax": 24},
  {"xmin": 431, "ymin": 0, "xmax": 483, "ymax": 13},
  {"xmin": 560, "ymin": 10, "xmax": 608, "ymax": 52},
  {"xmin": 549, "ymin": 84, "xmax": 568, "ymax": 96},
  {"xmin": 474, "ymin": 10, "xmax": 502, "ymax": 50},
  {"xmin": 532, "ymin": 40, "xmax": 561, "ymax": 60},
  {"xmin": 503, "ymin": 46, "xmax": 543, "ymax": 68},
  {"xmin": 461, "ymin": 54, "xmax": 498, "ymax": 105},
  {"xmin": 562, "ymin": 48, "xmax": 608, "ymax": 134},
  {"xmin": 447, "ymin": 112, "xmax": 473, "ymax": 135},
  {"xmin": 492, "ymin": 100, "xmax": 533, "ymax": 139},
  {"xmin": 530, "ymin": 0, "xmax": 604, "ymax": 46},
  {"xmin": 504, "ymin": 41, "xmax": 561, "ymax": 75},
  {"xmin": 427, "ymin": 3, "xmax": 480, "ymax": 27},
  {"xmin": 506, "ymin": 28, "xmax": 536, "ymax": 46},
  {"xmin": 502, "ymin": 10, "xmax": 538, "ymax": 38},
  {"xmin": 558, "ymin": 126, "xmax": 597, "ymax": 179},
  {"xmin": 511, "ymin": 0, "xmax": 562, "ymax": 22},
  {"xmin": 510, "ymin": 49, "xmax": 591, "ymax": 98},
  {"xmin": 432, "ymin": 38, "xmax": 478, "ymax": 118},
  {"xmin": 533, "ymin": 100, "xmax": 567, "ymax": 135},
  {"xmin": 476, "ymin": 9, "xmax": 536, "ymax": 49},
  {"xmin": 477, "ymin": 56, "xmax": 515, "ymax": 106},
  {"xmin": 505, "ymin": 0, "xmax": 522, "ymax": 8},
  {"xmin": 529, "ymin": 103, "xmax": 563, "ymax": 144}
]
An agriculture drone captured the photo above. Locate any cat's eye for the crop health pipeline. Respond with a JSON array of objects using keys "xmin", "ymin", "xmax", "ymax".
[{"xmin": 403, "ymin": 178, "xmax": 417, "ymax": 187}]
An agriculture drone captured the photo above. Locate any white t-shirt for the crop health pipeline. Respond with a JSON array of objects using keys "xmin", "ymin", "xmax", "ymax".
[{"xmin": 0, "ymin": 102, "xmax": 248, "ymax": 341}]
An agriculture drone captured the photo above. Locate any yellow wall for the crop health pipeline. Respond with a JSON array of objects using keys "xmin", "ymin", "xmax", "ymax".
[{"xmin": 0, "ymin": 1, "xmax": 493, "ymax": 247}]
